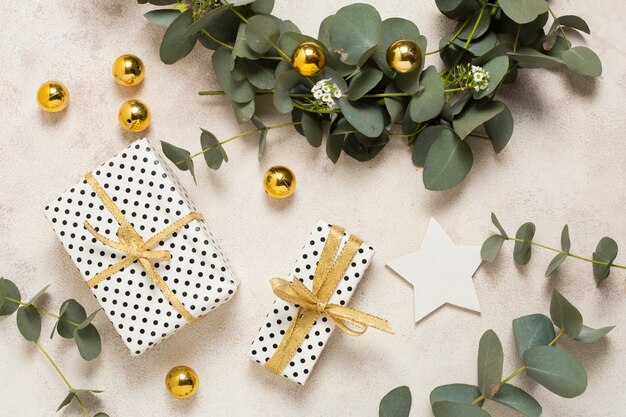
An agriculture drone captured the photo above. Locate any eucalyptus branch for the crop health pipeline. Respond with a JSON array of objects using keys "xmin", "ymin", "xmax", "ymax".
[
  {"xmin": 3, "ymin": 296, "xmax": 81, "ymax": 326},
  {"xmin": 482, "ymin": 213, "xmax": 625, "ymax": 284}
]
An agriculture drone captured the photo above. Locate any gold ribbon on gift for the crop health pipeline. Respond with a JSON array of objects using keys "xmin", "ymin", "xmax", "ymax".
[
  {"xmin": 264, "ymin": 225, "xmax": 393, "ymax": 375},
  {"xmin": 82, "ymin": 171, "xmax": 203, "ymax": 323}
]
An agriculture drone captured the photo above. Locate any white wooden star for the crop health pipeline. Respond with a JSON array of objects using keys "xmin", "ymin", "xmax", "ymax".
[{"xmin": 387, "ymin": 217, "xmax": 483, "ymax": 322}]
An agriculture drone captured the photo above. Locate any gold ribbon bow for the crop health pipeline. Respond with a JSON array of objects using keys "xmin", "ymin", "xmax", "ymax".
[
  {"xmin": 264, "ymin": 225, "xmax": 393, "ymax": 375},
  {"xmin": 82, "ymin": 172, "xmax": 203, "ymax": 323}
]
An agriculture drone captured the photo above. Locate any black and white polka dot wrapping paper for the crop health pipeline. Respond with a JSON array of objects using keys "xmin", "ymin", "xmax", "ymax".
[
  {"xmin": 247, "ymin": 221, "xmax": 375, "ymax": 385},
  {"xmin": 44, "ymin": 138, "xmax": 239, "ymax": 356}
]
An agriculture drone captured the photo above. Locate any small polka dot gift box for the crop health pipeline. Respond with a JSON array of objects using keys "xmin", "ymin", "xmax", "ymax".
[
  {"xmin": 248, "ymin": 221, "xmax": 393, "ymax": 385},
  {"xmin": 44, "ymin": 138, "xmax": 239, "ymax": 356}
]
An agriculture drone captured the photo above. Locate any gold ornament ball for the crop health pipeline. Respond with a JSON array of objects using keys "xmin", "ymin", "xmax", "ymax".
[
  {"xmin": 263, "ymin": 166, "xmax": 296, "ymax": 199},
  {"xmin": 165, "ymin": 366, "xmax": 199, "ymax": 399},
  {"xmin": 37, "ymin": 81, "xmax": 69, "ymax": 112},
  {"xmin": 291, "ymin": 41, "xmax": 326, "ymax": 77},
  {"xmin": 118, "ymin": 99, "xmax": 151, "ymax": 132},
  {"xmin": 386, "ymin": 39, "xmax": 422, "ymax": 74},
  {"xmin": 112, "ymin": 54, "xmax": 145, "ymax": 87}
]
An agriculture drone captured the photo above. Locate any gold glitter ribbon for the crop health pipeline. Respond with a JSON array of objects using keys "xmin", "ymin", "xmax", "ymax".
[
  {"xmin": 264, "ymin": 225, "xmax": 393, "ymax": 375},
  {"xmin": 82, "ymin": 172, "xmax": 203, "ymax": 323}
]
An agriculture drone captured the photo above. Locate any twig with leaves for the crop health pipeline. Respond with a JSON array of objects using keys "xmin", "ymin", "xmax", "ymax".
[
  {"xmin": 0, "ymin": 277, "xmax": 108, "ymax": 417},
  {"xmin": 481, "ymin": 213, "xmax": 625, "ymax": 285},
  {"xmin": 378, "ymin": 289, "xmax": 614, "ymax": 417}
]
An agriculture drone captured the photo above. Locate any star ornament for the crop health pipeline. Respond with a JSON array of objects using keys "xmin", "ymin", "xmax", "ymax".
[{"xmin": 387, "ymin": 218, "xmax": 483, "ymax": 322}]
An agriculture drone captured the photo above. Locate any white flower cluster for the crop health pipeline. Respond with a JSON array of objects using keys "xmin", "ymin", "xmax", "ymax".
[
  {"xmin": 311, "ymin": 79, "xmax": 342, "ymax": 109},
  {"xmin": 469, "ymin": 64, "xmax": 489, "ymax": 91}
]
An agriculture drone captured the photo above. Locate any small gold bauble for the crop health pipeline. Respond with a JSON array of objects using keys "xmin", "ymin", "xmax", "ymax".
[
  {"xmin": 37, "ymin": 81, "xmax": 69, "ymax": 112},
  {"xmin": 112, "ymin": 54, "xmax": 145, "ymax": 87},
  {"xmin": 291, "ymin": 41, "xmax": 326, "ymax": 77},
  {"xmin": 165, "ymin": 366, "xmax": 199, "ymax": 399},
  {"xmin": 263, "ymin": 165, "xmax": 296, "ymax": 199},
  {"xmin": 386, "ymin": 39, "xmax": 422, "ymax": 74},
  {"xmin": 118, "ymin": 99, "xmax": 151, "ymax": 132}
]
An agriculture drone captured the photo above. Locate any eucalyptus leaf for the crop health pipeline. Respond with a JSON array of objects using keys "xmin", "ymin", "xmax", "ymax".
[
  {"xmin": 318, "ymin": 15, "xmax": 356, "ymax": 76},
  {"xmin": 422, "ymin": 129, "xmax": 473, "ymax": 191},
  {"xmin": 144, "ymin": 9, "xmax": 181, "ymax": 27},
  {"xmin": 251, "ymin": 0, "xmax": 275, "ymax": 14},
  {"xmin": 326, "ymin": 134, "xmax": 344, "ymax": 164},
  {"xmin": 412, "ymin": 125, "xmax": 449, "ymax": 167},
  {"xmin": 329, "ymin": 3, "xmax": 383, "ymax": 66},
  {"xmin": 183, "ymin": 5, "xmax": 229, "ymax": 37},
  {"xmin": 512, "ymin": 314, "xmax": 555, "ymax": 358},
  {"xmin": 231, "ymin": 100, "xmax": 255, "ymax": 123},
  {"xmin": 232, "ymin": 23, "xmax": 260, "ymax": 63},
  {"xmin": 523, "ymin": 346, "xmax": 587, "ymax": 398},
  {"xmin": 342, "ymin": 132, "xmax": 388, "ymax": 162},
  {"xmin": 474, "ymin": 56, "xmax": 509, "ymax": 99},
  {"xmin": 77, "ymin": 309, "xmax": 102, "ymax": 330},
  {"xmin": 379, "ymin": 386, "xmax": 412, "ymax": 417},
  {"xmin": 457, "ymin": 7, "xmax": 491, "ymax": 40},
  {"xmin": 508, "ymin": 47, "xmax": 564, "ymax": 69},
  {"xmin": 513, "ymin": 222, "xmax": 536, "ymax": 265},
  {"xmin": 212, "ymin": 46, "xmax": 256, "ymax": 103},
  {"xmin": 499, "ymin": 0, "xmax": 548, "ymax": 24},
  {"xmin": 555, "ymin": 15, "xmax": 591, "ymax": 34},
  {"xmin": 273, "ymin": 70, "xmax": 300, "ymax": 113},
  {"xmin": 57, "ymin": 299, "xmax": 87, "ymax": 339},
  {"xmin": 477, "ymin": 329, "xmax": 504, "ymax": 399},
  {"xmin": 491, "ymin": 212, "xmax": 508, "ymax": 239},
  {"xmin": 492, "ymin": 384, "xmax": 542, "ymax": 417},
  {"xmin": 452, "ymin": 31, "xmax": 497, "ymax": 57},
  {"xmin": 0, "ymin": 278, "xmax": 21, "ymax": 316},
  {"xmin": 545, "ymin": 253, "xmax": 568, "ymax": 277},
  {"xmin": 161, "ymin": 141, "xmax": 193, "ymax": 172},
  {"xmin": 481, "ymin": 235, "xmax": 505, "ymax": 263},
  {"xmin": 409, "ymin": 66, "xmax": 444, "ymax": 123},
  {"xmin": 384, "ymin": 84, "xmax": 409, "ymax": 124},
  {"xmin": 562, "ymin": 46, "xmax": 602, "ymax": 77},
  {"xmin": 57, "ymin": 392, "xmax": 75, "ymax": 412},
  {"xmin": 348, "ymin": 67, "xmax": 383, "ymax": 101},
  {"xmin": 560, "ymin": 224, "xmax": 571, "ymax": 253},
  {"xmin": 435, "ymin": 0, "xmax": 478, "ymax": 20},
  {"xmin": 252, "ymin": 116, "xmax": 268, "ymax": 161},
  {"xmin": 26, "ymin": 285, "xmax": 50, "ymax": 306},
  {"xmin": 338, "ymin": 97, "xmax": 385, "ymax": 138},
  {"xmin": 592, "ymin": 237, "xmax": 618, "ymax": 285},
  {"xmin": 574, "ymin": 325, "xmax": 615, "ymax": 343},
  {"xmin": 481, "ymin": 100, "xmax": 512, "ymax": 154},
  {"xmin": 550, "ymin": 289, "xmax": 583, "ymax": 337},
  {"xmin": 432, "ymin": 401, "xmax": 491, "ymax": 417},
  {"xmin": 160, "ymin": 10, "xmax": 197, "ymax": 64},
  {"xmin": 200, "ymin": 129, "xmax": 228, "ymax": 170},
  {"xmin": 16, "ymin": 305, "xmax": 41, "ymax": 341},
  {"xmin": 73, "ymin": 324, "xmax": 102, "ymax": 361},
  {"xmin": 453, "ymin": 99, "xmax": 505, "ymax": 140},
  {"xmin": 245, "ymin": 15, "xmax": 280, "ymax": 54},
  {"xmin": 429, "ymin": 384, "xmax": 483, "ymax": 406},
  {"xmin": 301, "ymin": 111, "xmax": 323, "ymax": 147}
]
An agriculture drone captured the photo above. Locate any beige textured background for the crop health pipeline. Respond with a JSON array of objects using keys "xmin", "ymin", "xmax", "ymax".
[{"xmin": 0, "ymin": 1, "xmax": 624, "ymax": 416}]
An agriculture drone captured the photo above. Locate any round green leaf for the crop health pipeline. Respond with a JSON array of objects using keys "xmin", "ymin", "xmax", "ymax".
[
  {"xmin": 231, "ymin": 100, "xmax": 256, "ymax": 123},
  {"xmin": 550, "ymin": 289, "xmax": 583, "ymax": 337},
  {"xmin": 484, "ymin": 102, "xmax": 513, "ymax": 154},
  {"xmin": 0, "ymin": 278, "xmax": 21, "ymax": 316},
  {"xmin": 409, "ymin": 66, "xmax": 445, "ymax": 123},
  {"xmin": 212, "ymin": 46, "xmax": 256, "ymax": 104},
  {"xmin": 245, "ymin": 15, "xmax": 280, "ymax": 54},
  {"xmin": 273, "ymin": 70, "xmax": 300, "ymax": 113},
  {"xmin": 57, "ymin": 299, "xmax": 87, "ymax": 339},
  {"xmin": 523, "ymin": 346, "xmax": 587, "ymax": 398},
  {"xmin": 499, "ymin": 0, "xmax": 548, "ymax": 24},
  {"xmin": 562, "ymin": 46, "xmax": 602, "ymax": 77},
  {"xmin": 430, "ymin": 384, "xmax": 483, "ymax": 406},
  {"xmin": 574, "ymin": 325, "xmax": 615, "ymax": 343},
  {"xmin": 508, "ymin": 47, "xmax": 564, "ymax": 69},
  {"xmin": 481, "ymin": 235, "xmax": 505, "ymax": 262},
  {"xmin": 491, "ymin": 212, "xmax": 509, "ymax": 238},
  {"xmin": 474, "ymin": 56, "xmax": 509, "ymax": 99},
  {"xmin": 73, "ymin": 324, "xmax": 102, "ymax": 361},
  {"xmin": 477, "ymin": 329, "xmax": 504, "ymax": 399},
  {"xmin": 160, "ymin": 10, "xmax": 198, "ymax": 64},
  {"xmin": 457, "ymin": 8, "xmax": 491, "ymax": 40},
  {"xmin": 512, "ymin": 314, "xmax": 555, "ymax": 358},
  {"xmin": 545, "ymin": 253, "xmax": 567, "ymax": 277},
  {"xmin": 16, "ymin": 305, "xmax": 41, "ymax": 341},
  {"xmin": 513, "ymin": 222, "xmax": 536, "ymax": 265},
  {"xmin": 300, "ymin": 111, "xmax": 323, "ymax": 147},
  {"xmin": 250, "ymin": 0, "xmax": 275, "ymax": 14},
  {"xmin": 161, "ymin": 141, "xmax": 192, "ymax": 172},
  {"xmin": 384, "ymin": 84, "xmax": 409, "ymax": 124},
  {"xmin": 453, "ymin": 99, "xmax": 505, "ymax": 140},
  {"xmin": 379, "ymin": 386, "xmax": 412, "ymax": 417},
  {"xmin": 423, "ymin": 129, "xmax": 473, "ymax": 191},
  {"xmin": 200, "ymin": 129, "xmax": 228, "ymax": 170},
  {"xmin": 232, "ymin": 23, "xmax": 261, "ymax": 63},
  {"xmin": 144, "ymin": 9, "xmax": 181, "ymax": 28},
  {"xmin": 338, "ymin": 97, "xmax": 385, "ymax": 138},
  {"xmin": 432, "ymin": 401, "xmax": 491, "ymax": 417},
  {"xmin": 556, "ymin": 15, "xmax": 590, "ymax": 34},
  {"xmin": 342, "ymin": 132, "xmax": 388, "ymax": 162},
  {"xmin": 348, "ymin": 67, "xmax": 383, "ymax": 101},
  {"xmin": 326, "ymin": 134, "xmax": 344, "ymax": 164},
  {"xmin": 412, "ymin": 125, "xmax": 450, "ymax": 167},
  {"xmin": 493, "ymin": 384, "xmax": 542, "ymax": 417},
  {"xmin": 329, "ymin": 4, "xmax": 383, "ymax": 66},
  {"xmin": 184, "ymin": 5, "xmax": 229, "ymax": 36},
  {"xmin": 435, "ymin": 0, "xmax": 478, "ymax": 20},
  {"xmin": 593, "ymin": 237, "xmax": 618, "ymax": 285}
]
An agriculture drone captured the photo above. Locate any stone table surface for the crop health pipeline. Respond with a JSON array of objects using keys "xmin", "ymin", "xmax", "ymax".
[{"xmin": 0, "ymin": 1, "xmax": 624, "ymax": 416}]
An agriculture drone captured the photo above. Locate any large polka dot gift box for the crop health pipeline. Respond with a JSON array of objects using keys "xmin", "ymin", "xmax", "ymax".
[
  {"xmin": 44, "ymin": 138, "xmax": 238, "ymax": 356},
  {"xmin": 248, "ymin": 221, "xmax": 393, "ymax": 385}
]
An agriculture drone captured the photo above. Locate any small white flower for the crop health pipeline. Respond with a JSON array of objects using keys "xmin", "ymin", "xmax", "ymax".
[
  {"xmin": 322, "ymin": 93, "xmax": 332, "ymax": 102},
  {"xmin": 333, "ymin": 89, "xmax": 342, "ymax": 98},
  {"xmin": 473, "ymin": 72, "xmax": 484, "ymax": 82},
  {"xmin": 313, "ymin": 90, "xmax": 323, "ymax": 99}
]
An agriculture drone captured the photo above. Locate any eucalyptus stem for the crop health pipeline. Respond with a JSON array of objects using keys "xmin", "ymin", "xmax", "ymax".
[
  {"xmin": 202, "ymin": 29, "xmax": 233, "ymax": 50},
  {"xmin": 506, "ymin": 238, "xmax": 626, "ymax": 270},
  {"xmin": 180, "ymin": 121, "xmax": 302, "ymax": 165},
  {"xmin": 469, "ymin": 330, "xmax": 565, "ymax": 406},
  {"xmin": 35, "ymin": 341, "xmax": 91, "ymax": 417},
  {"xmin": 3, "ymin": 296, "xmax": 81, "ymax": 327},
  {"xmin": 547, "ymin": 5, "xmax": 571, "ymax": 48}
]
